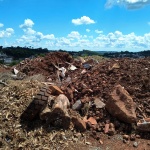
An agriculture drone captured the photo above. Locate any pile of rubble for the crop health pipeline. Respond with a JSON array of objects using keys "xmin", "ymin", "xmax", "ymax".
[
  {"xmin": 0, "ymin": 52, "xmax": 150, "ymax": 149},
  {"xmin": 15, "ymin": 52, "xmax": 74, "ymax": 78}
]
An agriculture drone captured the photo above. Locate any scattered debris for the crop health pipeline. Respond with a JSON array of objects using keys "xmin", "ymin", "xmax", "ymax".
[
  {"xmin": 13, "ymin": 67, "xmax": 19, "ymax": 75},
  {"xmin": 0, "ymin": 52, "xmax": 150, "ymax": 149}
]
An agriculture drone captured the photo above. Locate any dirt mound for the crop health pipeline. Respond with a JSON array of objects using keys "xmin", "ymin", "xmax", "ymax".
[
  {"xmin": 64, "ymin": 58, "xmax": 150, "ymax": 120},
  {"xmin": 0, "ymin": 54, "xmax": 150, "ymax": 149},
  {"xmin": 15, "ymin": 52, "xmax": 74, "ymax": 79}
]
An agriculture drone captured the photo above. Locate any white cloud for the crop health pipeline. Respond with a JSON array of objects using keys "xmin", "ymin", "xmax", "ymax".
[
  {"xmin": 67, "ymin": 31, "xmax": 81, "ymax": 39},
  {"xmin": 17, "ymin": 19, "xmax": 55, "ymax": 46},
  {"xmin": 2, "ymin": 19, "xmax": 150, "ymax": 51},
  {"xmin": 0, "ymin": 28, "xmax": 14, "ymax": 38},
  {"xmin": 15, "ymin": 28, "xmax": 150, "ymax": 50},
  {"xmin": 105, "ymin": 0, "xmax": 150, "ymax": 9},
  {"xmin": 95, "ymin": 30, "xmax": 103, "ymax": 34},
  {"xmin": 43, "ymin": 34, "xmax": 55, "ymax": 40},
  {"xmin": 23, "ymin": 28, "xmax": 36, "ymax": 35},
  {"xmin": 72, "ymin": 16, "xmax": 95, "ymax": 25},
  {"xmin": 0, "ymin": 23, "xmax": 4, "ymax": 28},
  {"xmin": 19, "ymin": 19, "xmax": 34, "ymax": 28},
  {"xmin": 86, "ymin": 29, "xmax": 90, "ymax": 32}
]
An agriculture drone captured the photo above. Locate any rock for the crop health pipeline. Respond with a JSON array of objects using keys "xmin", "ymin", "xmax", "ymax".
[
  {"xmin": 87, "ymin": 117, "xmax": 97, "ymax": 125},
  {"xmin": 54, "ymin": 94, "xmax": 70, "ymax": 110},
  {"xmin": 123, "ymin": 135, "xmax": 129, "ymax": 140},
  {"xmin": 94, "ymin": 98, "xmax": 105, "ymax": 109},
  {"xmin": 104, "ymin": 123, "xmax": 109, "ymax": 134},
  {"xmin": 72, "ymin": 100, "xmax": 82, "ymax": 110},
  {"xmin": 106, "ymin": 85, "xmax": 136, "ymax": 123},
  {"xmin": 81, "ymin": 69, "xmax": 87, "ymax": 74},
  {"xmin": 69, "ymin": 65, "xmax": 77, "ymax": 71},
  {"xmin": 109, "ymin": 123, "xmax": 115, "ymax": 128},
  {"xmin": 130, "ymin": 134, "xmax": 136, "ymax": 141},
  {"xmin": 78, "ymin": 57, "xmax": 85, "ymax": 63},
  {"xmin": 99, "ymin": 140, "xmax": 103, "ymax": 145},
  {"xmin": 108, "ymin": 128, "xmax": 115, "ymax": 136},
  {"xmin": 85, "ymin": 142, "xmax": 91, "ymax": 145},
  {"xmin": 137, "ymin": 118, "xmax": 150, "ymax": 132},
  {"xmin": 83, "ymin": 64, "xmax": 91, "ymax": 69},
  {"xmin": 72, "ymin": 117, "xmax": 86, "ymax": 132},
  {"xmin": 133, "ymin": 141, "xmax": 138, "ymax": 147}
]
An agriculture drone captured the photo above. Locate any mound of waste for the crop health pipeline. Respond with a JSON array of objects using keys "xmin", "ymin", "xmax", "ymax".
[
  {"xmin": 15, "ymin": 52, "xmax": 74, "ymax": 78},
  {"xmin": 0, "ymin": 52, "xmax": 150, "ymax": 149}
]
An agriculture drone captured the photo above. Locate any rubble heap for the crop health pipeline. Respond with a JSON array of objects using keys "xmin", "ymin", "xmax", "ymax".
[
  {"xmin": 15, "ymin": 52, "xmax": 74, "ymax": 79},
  {"xmin": 0, "ymin": 52, "xmax": 150, "ymax": 149}
]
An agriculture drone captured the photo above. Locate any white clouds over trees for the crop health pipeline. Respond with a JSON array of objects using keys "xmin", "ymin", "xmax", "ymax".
[{"xmin": 1, "ymin": 18, "xmax": 150, "ymax": 51}]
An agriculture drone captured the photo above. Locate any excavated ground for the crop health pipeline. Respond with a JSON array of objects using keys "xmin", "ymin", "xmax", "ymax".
[{"xmin": 0, "ymin": 52, "xmax": 150, "ymax": 149}]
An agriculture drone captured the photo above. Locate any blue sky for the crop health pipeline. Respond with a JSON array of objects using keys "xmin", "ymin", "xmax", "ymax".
[{"xmin": 0, "ymin": 0, "xmax": 150, "ymax": 51}]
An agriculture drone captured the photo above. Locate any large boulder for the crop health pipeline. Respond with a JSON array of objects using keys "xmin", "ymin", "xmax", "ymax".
[{"xmin": 106, "ymin": 85, "xmax": 136, "ymax": 123}]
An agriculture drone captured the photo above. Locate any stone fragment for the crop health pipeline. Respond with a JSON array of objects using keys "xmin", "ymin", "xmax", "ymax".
[
  {"xmin": 69, "ymin": 65, "xmax": 77, "ymax": 71},
  {"xmin": 133, "ymin": 142, "xmax": 138, "ymax": 147},
  {"xmin": 123, "ymin": 135, "xmax": 129, "ymax": 140},
  {"xmin": 81, "ymin": 69, "xmax": 87, "ymax": 74},
  {"xmin": 106, "ymin": 85, "xmax": 136, "ymax": 123},
  {"xmin": 104, "ymin": 123, "xmax": 109, "ymax": 134},
  {"xmin": 94, "ymin": 98, "xmax": 105, "ymax": 109},
  {"xmin": 72, "ymin": 117, "xmax": 86, "ymax": 132},
  {"xmin": 99, "ymin": 140, "xmax": 103, "ymax": 145},
  {"xmin": 108, "ymin": 128, "xmax": 115, "ymax": 136},
  {"xmin": 87, "ymin": 117, "xmax": 97, "ymax": 125},
  {"xmin": 72, "ymin": 100, "xmax": 82, "ymax": 110}
]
